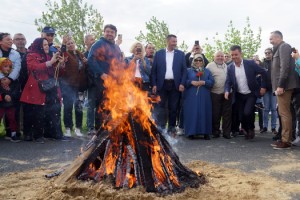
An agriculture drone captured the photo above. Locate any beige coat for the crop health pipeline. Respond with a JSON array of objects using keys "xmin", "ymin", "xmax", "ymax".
[{"xmin": 271, "ymin": 41, "xmax": 300, "ymax": 91}]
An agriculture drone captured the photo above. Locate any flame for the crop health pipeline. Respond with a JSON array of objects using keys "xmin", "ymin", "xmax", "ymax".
[{"xmin": 88, "ymin": 54, "xmax": 180, "ymax": 189}]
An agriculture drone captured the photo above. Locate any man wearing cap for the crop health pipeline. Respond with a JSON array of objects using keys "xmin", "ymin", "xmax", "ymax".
[{"xmin": 41, "ymin": 26, "xmax": 60, "ymax": 56}]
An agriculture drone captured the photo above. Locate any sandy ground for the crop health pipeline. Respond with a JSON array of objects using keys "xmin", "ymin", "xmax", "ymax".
[{"xmin": 1, "ymin": 160, "xmax": 300, "ymax": 200}]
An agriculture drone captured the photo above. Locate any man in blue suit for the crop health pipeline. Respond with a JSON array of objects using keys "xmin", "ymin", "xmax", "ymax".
[
  {"xmin": 225, "ymin": 45, "xmax": 267, "ymax": 139},
  {"xmin": 151, "ymin": 34, "xmax": 187, "ymax": 133}
]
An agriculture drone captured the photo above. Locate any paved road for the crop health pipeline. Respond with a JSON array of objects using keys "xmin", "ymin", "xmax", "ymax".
[{"xmin": 0, "ymin": 130, "xmax": 299, "ymax": 197}]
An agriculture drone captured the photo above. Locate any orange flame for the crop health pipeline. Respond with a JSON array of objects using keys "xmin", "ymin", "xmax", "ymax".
[{"xmin": 90, "ymin": 56, "xmax": 180, "ymax": 189}]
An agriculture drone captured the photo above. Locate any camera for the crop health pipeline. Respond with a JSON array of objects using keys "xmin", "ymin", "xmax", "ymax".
[
  {"xmin": 136, "ymin": 47, "xmax": 142, "ymax": 53},
  {"xmin": 195, "ymin": 40, "xmax": 199, "ymax": 45}
]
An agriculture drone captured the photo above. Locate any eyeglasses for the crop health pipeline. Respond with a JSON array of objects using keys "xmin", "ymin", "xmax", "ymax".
[
  {"xmin": 46, "ymin": 33, "xmax": 55, "ymax": 37},
  {"xmin": 194, "ymin": 59, "xmax": 203, "ymax": 62},
  {"xmin": 265, "ymin": 52, "xmax": 272, "ymax": 55}
]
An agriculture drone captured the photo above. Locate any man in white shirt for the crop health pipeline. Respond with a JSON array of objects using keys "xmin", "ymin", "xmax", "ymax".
[
  {"xmin": 151, "ymin": 34, "xmax": 187, "ymax": 134},
  {"xmin": 225, "ymin": 45, "xmax": 267, "ymax": 140}
]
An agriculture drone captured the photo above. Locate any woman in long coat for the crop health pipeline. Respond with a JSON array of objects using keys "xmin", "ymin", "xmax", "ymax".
[
  {"xmin": 20, "ymin": 38, "xmax": 63, "ymax": 143},
  {"xmin": 184, "ymin": 54, "xmax": 214, "ymax": 139}
]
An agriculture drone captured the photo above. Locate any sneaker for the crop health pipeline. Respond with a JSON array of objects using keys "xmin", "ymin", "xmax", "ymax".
[
  {"xmin": 10, "ymin": 136, "xmax": 21, "ymax": 143},
  {"xmin": 65, "ymin": 128, "xmax": 72, "ymax": 137},
  {"xmin": 4, "ymin": 136, "xmax": 11, "ymax": 140},
  {"xmin": 87, "ymin": 128, "xmax": 97, "ymax": 136},
  {"xmin": 35, "ymin": 137, "xmax": 45, "ymax": 144},
  {"xmin": 292, "ymin": 136, "xmax": 300, "ymax": 147},
  {"xmin": 75, "ymin": 128, "xmax": 83, "ymax": 137},
  {"xmin": 176, "ymin": 127, "xmax": 184, "ymax": 136},
  {"xmin": 273, "ymin": 142, "xmax": 291, "ymax": 150},
  {"xmin": 260, "ymin": 127, "xmax": 267, "ymax": 133}
]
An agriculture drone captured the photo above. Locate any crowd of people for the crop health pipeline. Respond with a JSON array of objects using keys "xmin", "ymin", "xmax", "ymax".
[{"xmin": 0, "ymin": 24, "xmax": 299, "ymax": 150}]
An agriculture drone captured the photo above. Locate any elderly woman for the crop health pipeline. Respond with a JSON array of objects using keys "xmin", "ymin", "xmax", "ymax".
[
  {"xmin": 125, "ymin": 42, "xmax": 151, "ymax": 92},
  {"xmin": 60, "ymin": 37, "xmax": 88, "ymax": 137},
  {"xmin": 183, "ymin": 54, "xmax": 214, "ymax": 139}
]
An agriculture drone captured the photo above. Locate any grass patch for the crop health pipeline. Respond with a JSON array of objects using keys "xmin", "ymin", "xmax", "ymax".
[{"xmin": 0, "ymin": 107, "xmax": 89, "ymax": 138}]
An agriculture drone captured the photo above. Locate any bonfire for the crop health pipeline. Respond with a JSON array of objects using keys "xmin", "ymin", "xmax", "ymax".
[{"xmin": 53, "ymin": 57, "xmax": 205, "ymax": 194}]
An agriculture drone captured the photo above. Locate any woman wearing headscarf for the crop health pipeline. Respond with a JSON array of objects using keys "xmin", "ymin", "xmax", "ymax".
[
  {"xmin": 20, "ymin": 38, "xmax": 64, "ymax": 143},
  {"xmin": 183, "ymin": 54, "xmax": 214, "ymax": 139}
]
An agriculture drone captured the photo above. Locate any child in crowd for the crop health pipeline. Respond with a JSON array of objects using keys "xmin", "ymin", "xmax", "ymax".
[{"xmin": 0, "ymin": 58, "xmax": 21, "ymax": 142}]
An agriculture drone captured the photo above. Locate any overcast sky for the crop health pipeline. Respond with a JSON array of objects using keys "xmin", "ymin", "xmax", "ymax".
[{"xmin": 1, "ymin": 0, "xmax": 299, "ymax": 58}]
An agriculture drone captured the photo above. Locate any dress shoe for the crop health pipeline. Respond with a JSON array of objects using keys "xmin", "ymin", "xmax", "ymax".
[
  {"xmin": 24, "ymin": 135, "xmax": 33, "ymax": 141},
  {"xmin": 204, "ymin": 135, "xmax": 211, "ymax": 140},
  {"xmin": 212, "ymin": 134, "xmax": 220, "ymax": 138},
  {"xmin": 223, "ymin": 135, "xmax": 231, "ymax": 139},
  {"xmin": 273, "ymin": 142, "xmax": 291, "ymax": 150},
  {"xmin": 248, "ymin": 129, "xmax": 255, "ymax": 139}
]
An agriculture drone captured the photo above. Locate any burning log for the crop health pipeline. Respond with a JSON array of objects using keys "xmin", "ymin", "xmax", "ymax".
[{"xmin": 54, "ymin": 58, "xmax": 205, "ymax": 194}]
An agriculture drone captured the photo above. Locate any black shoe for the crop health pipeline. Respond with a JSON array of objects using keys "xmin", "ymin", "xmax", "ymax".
[
  {"xmin": 223, "ymin": 135, "xmax": 231, "ymax": 139},
  {"xmin": 204, "ymin": 135, "xmax": 211, "ymax": 140},
  {"xmin": 188, "ymin": 135, "xmax": 195, "ymax": 139},
  {"xmin": 273, "ymin": 133, "xmax": 281, "ymax": 141},
  {"xmin": 56, "ymin": 136, "xmax": 70, "ymax": 141},
  {"xmin": 231, "ymin": 132, "xmax": 238, "ymax": 137},
  {"xmin": 212, "ymin": 134, "xmax": 220, "ymax": 138},
  {"xmin": 24, "ymin": 135, "xmax": 33, "ymax": 141},
  {"xmin": 260, "ymin": 127, "xmax": 267, "ymax": 133},
  {"xmin": 35, "ymin": 137, "xmax": 45, "ymax": 144},
  {"xmin": 10, "ymin": 136, "xmax": 21, "ymax": 143},
  {"xmin": 271, "ymin": 128, "xmax": 277, "ymax": 135}
]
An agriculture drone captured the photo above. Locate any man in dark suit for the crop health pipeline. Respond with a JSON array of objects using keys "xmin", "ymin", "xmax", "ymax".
[
  {"xmin": 224, "ymin": 45, "xmax": 267, "ymax": 140},
  {"xmin": 151, "ymin": 34, "xmax": 187, "ymax": 133}
]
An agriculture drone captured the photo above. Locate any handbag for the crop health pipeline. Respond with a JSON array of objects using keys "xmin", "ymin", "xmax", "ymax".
[
  {"xmin": 33, "ymin": 65, "xmax": 59, "ymax": 92},
  {"xmin": 38, "ymin": 78, "xmax": 57, "ymax": 92}
]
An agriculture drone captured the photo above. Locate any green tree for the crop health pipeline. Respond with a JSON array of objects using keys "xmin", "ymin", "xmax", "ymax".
[
  {"xmin": 35, "ymin": 0, "xmax": 104, "ymax": 51},
  {"xmin": 136, "ymin": 16, "xmax": 188, "ymax": 52},
  {"xmin": 203, "ymin": 17, "xmax": 262, "ymax": 60}
]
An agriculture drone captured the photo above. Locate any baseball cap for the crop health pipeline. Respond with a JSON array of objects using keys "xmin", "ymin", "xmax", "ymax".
[{"xmin": 42, "ymin": 26, "xmax": 56, "ymax": 34}]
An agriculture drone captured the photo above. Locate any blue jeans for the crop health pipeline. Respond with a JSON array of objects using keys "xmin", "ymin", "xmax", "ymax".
[
  {"xmin": 61, "ymin": 83, "xmax": 83, "ymax": 129},
  {"xmin": 262, "ymin": 91, "xmax": 277, "ymax": 129},
  {"xmin": 87, "ymin": 86, "xmax": 97, "ymax": 130}
]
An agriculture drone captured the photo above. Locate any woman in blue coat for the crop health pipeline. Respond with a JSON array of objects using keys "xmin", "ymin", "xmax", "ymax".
[{"xmin": 184, "ymin": 54, "xmax": 214, "ymax": 139}]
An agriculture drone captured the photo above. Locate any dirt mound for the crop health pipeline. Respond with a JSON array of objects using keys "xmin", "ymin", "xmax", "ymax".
[{"xmin": 1, "ymin": 161, "xmax": 299, "ymax": 200}]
